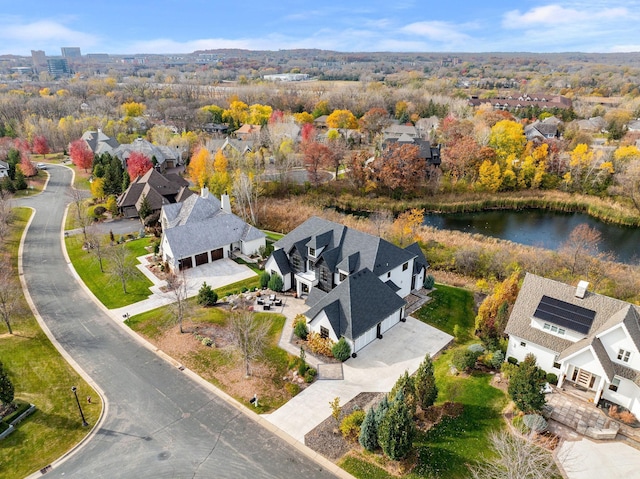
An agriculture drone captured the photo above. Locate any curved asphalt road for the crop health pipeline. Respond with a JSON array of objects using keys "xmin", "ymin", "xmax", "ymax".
[{"xmin": 17, "ymin": 165, "xmax": 337, "ymax": 478}]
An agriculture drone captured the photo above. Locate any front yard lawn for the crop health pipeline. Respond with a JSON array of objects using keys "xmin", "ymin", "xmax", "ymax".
[
  {"xmin": 414, "ymin": 284, "xmax": 476, "ymax": 340},
  {"xmin": 65, "ymin": 235, "xmax": 154, "ymax": 308},
  {"xmin": 126, "ymin": 303, "xmax": 295, "ymax": 412},
  {"xmin": 0, "ymin": 208, "xmax": 100, "ymax": 479}
]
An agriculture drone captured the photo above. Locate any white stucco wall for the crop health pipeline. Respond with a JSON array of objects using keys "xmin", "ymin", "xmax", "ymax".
[
  {"xmin": 506, "ymin": 335, "xmax": 560, "ymax": 373},
  {"xmin": 307, "ymin": 310, "xmax": 340, "ymax": 343},
  {"xmin": 377, "ymin": 258, "xmax": 415, "ymax": 298},
  {"xmin": 264, "ymin": 255, "xmax": 292, "ymax": 291},
  {"xmin": 241, "ymin": 236, "xmax": 266, "ymax": 256},
  {"xmin": 602, "ymin": 377, "xmax": 640, "ymax": 414},
  {"xmin": 599, "ymin": 325, "xmax": 640, "ymax": 371}
]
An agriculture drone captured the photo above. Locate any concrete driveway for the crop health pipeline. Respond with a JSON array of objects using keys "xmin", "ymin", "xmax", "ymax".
[
  {"xmin": 558, "ymin": 438, "xmax": 640, "ymax": 479},
  {"xmin": 264, "ymin": 317, "xmax": 453, "ymax": 442}
]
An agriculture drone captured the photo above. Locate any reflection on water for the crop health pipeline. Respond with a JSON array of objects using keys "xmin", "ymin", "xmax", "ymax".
[{"xmin": 424, "ymin": 210, "xmax": 639, "ymax": 265}]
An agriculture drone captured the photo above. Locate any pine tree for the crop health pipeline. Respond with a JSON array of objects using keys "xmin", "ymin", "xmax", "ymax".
[
  {"xmin": 415, "ymin": 354, "xmax": 438, "ymax": 410},
  {"xmin": 508, "ymin": 354, "xmax": 546, "ymax": 413},
  {"xmin": 138, "ymin": 194, "xmax": 152, "ymax": 220},
  {"xmin": 389, "ymin": 371, "xmax": 416, "ymax": 416},
  {"xmin": 359, "ymin": 407, "xmax": 379, "ymax": 451},
  {"xmin": 378, "ymin": 391, "xmax": 415, "ymax": 460},
  {"xmin": 0, "ymin": 361, "xmax": 14, "ymax": 405},
  {"xmin": 374, "ymin": 395, "xmax": 389, "ymax": 425},
  {"xmin": 14, "ymin": 169, "xmax": 27, "ymax": 190}
]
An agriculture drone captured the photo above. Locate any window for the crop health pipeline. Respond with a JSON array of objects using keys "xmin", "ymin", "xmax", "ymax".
[
  {"xmin": 402, "ymin": 262, "xmax": 409, "ymax": 271},
  {"xmin": 553, "ymin": 355, "xmax": 560, "ymax": 369},
  {"xmin": 309, "ymin": 247, "xmax": 316, "ymax": 257},
  {"xmin": 292, "ymin": 256, "xmax": 301, "ymax": 270},
  {"xmin": 543, "ymin": 323, "xmax": 565, "ymax": 336},
  {"xmin": 321, "ymin": 268, "xmax": 328, "ymax": 282},
  {"xmin": 543, "ymin": 323, "xmax": 550, "ymax": 330},
  {"xmin": 609, "ymin": 377, "xmax": 621, "ymax": 392},
  {"xmin": 387, "ymin": 272, "xmax": 391, "ymax": 279},
  {"xmin": 520, "ymin": 341, "xmax": 527, "ymax": 347},
  {"xmin": 339, "ymin": 272, "xmax": 347, "ymax": 282},
  {"xmin": 320, "ymin": 326, "xmax": 329, "ymax": 339},
  {"xmin": 618, "ymin": 349, "xmax": 631, "ymax": 363}
]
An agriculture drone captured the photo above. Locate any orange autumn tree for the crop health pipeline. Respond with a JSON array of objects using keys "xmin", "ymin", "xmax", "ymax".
[
  {"xmin": 390, "ymin": 208, "xmax": 425, "ymax": 246},
  {"xmin": 69, "ymin": 139, "xmax": 94, "ymax": 172},
  {"xmin": 209, "ymin": 150, "xmax": 231, "ymax": 196},
  {"xmin": 188, "ymin": 147, "xmax": 213, "ymax": 189}
]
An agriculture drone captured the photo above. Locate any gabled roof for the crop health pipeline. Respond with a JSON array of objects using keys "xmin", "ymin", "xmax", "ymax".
[
  {"xmin": 81, "ymin": 130, "xmax": 119, "ymax": 155},
  {"xmin": 506, "ymin": 273, "xmax": 640, "ymax": 355},
  {"xmin": 270, "ymin": 248, "xmax": 292, "ymax": 276},
  {"xmin": 117, "ymin": 169, "xmax": 193, "ymax": 210},
  {"xmin": 162, "ymin": 194, "xmax": 265, "ymax": 260},
  {"xmin": 274, "ymin": 216, "xmax": 415, "ymax": 277},
  {"xmin": 405, "ymin": 242, "xmax": 429, "ymax": 274},
  {"xmin": 0, "ymin": 160, "xmax": 8, "ymax": 170},
  {"xmin": 305, "ymin": 268, "xmax": 406, "ymax": 341},
  {"xmin": 113, "ymin": 138, "xmax": 178, "ymax": 166}
]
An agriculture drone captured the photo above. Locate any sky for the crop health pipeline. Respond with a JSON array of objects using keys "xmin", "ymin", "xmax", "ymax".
[{"xmin": 1, "ymin": 0, "xmax": 639, "ymax": 56}]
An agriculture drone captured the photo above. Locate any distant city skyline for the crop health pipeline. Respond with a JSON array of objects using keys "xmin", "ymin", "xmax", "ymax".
[{"xmin": 2, "ymin": 1, "xmax": 639, "ymax": 56}]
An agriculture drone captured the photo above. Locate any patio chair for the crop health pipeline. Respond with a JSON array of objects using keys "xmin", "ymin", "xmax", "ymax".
[{"xmin": 263, "ymin": 303, "xmax": 270, "ymax": 311}]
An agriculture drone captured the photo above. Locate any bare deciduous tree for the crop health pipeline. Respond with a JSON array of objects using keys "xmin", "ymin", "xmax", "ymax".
[
  {"xmin": 560, "ymin": 223, "xmax": 614, "ymax": 278},
  {"xmin": 86, "ymin": 226, "xmax": 107, "ymax": 273},
  {"xmin": 166, "ymin": 271, "xmax": 189, "ymax": 334},
  {"xmin": 106, "ymin": 244, "xmax": 136, "ymax": 294},
  {"xmin": 469, "ymin": 430, "xmax": 560, "ymax": 479},
  {"xmin": 232, "ymin": 170, "xmax": 261, "ymax": 225},
  {"xmin": 228, "ymin": 310, "xmax": 271, "ymax": 377},
  {"xmin": 0, "ymin": 193, "xmax": 13, "ymax": 243},
  {"xmin": 0, "ymin": 263, "xmax": 22, "ymax": 335},
  {"xmin": 68, "ymin": 188, "xmax": 92, "ymax": 243}
]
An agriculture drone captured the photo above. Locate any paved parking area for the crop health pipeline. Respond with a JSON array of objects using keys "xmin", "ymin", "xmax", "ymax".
[
  {"xmin": 558, "ymin": 438, "xmax": 640, "ymax": 479},
  {"xmin": 263, "ymin": 317, "xmax": 453, "ymax": 442}
]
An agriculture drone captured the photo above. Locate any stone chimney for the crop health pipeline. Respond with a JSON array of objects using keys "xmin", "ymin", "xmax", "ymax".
[
  {"xmin": 221, "ymin": 194, "xmax": 231, "ymax": 214},
  {"xmin": 575, "ymin": 280, "xmax": 589, "ymax": 299},
  {"xmin": 201, "ymin": 186, "xmax": 209, "ymax": 199}
]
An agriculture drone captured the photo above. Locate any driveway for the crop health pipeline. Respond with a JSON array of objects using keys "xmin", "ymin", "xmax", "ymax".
[
  {"xmin": 264, "ymin": 317, "xmax": 453, "ymax": 442},
  {"xmin": 16, "ymin": 165, "xmax": 340, "ymax": 479},
  {"xmin": 557, "ymin": 438, "xmax": 640, "ymax": 479}
]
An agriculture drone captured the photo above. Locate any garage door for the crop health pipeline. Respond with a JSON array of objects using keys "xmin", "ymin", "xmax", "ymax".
[
  {"xmin": 211, "ymin": 248, "xmax": 223, "ymax": 260},
  {"xmin": 178, "ymin": 257, "xmax": 193, "ymax": 270},
  {"xmin": 354, "ymin": 325, "xmax": 378, "ymax": 352},
  {"xmin": 195, "ymin": 252, "xmax": 209, "ymax": 266}
]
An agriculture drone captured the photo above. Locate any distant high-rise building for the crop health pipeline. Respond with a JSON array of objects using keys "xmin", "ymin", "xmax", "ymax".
[
  {"xmin": 61, "ymin": 47, "xmax": 81, "ymax": 58},
  {"xmin": 47, "ymin": 58, "xmax": 70, "ymax": 77},
  {"xmin": 31, "ymin": 50, "xmax": 46, "ymax": 68}
]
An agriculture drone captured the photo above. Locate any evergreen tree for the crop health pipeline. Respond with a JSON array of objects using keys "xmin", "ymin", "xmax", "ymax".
[
  {"xmin": 359, "ymin": 407, "xmax": 379, "ymax": 451},
  {"xmin": 1, "ymin": 176, "xmax": 15, "ymax": 194},
  {"xmin": 7, "ymin": 148, "xmax": 20, "ymax": 180},
  {"xmin": 138, "ymin": 194, "xmax": 152, "ymax": 220},
  {"xmin": 389, "ymin": 371, "xmax": 416, "ymax": 416},
  {"xmin": 374, "ymin": 395, "xmax": 389, "ymax": 425},
  {"xmin": 14, "ymin": 169, "xmax": 27, "ymax": 190},
  {"xmin": 197, "ymin": 282, "xmax": 218, "ymax": 306},
  {"xmin": 378, "ymin": 390, "xmax": 415, "ymax": 460},
  {"xmin": 267, "ymin": 273, "xmax": 284, "ymax": 292},
  {"xmin": 414, "ymin": 354, "xmax": 438, "ymax": 410},
  {"xmin": 0, "ymin": 361, "xmax": 14, "ymax": 406},
  {"xmin": 508, "ymin": 354, "xmax": 546, "ymax": 413}
]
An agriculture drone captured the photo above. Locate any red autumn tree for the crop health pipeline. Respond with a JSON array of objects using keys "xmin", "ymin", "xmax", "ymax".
[
  {"xmin": 302, "ymin": 141, "xmax": 332, "ymax": 187},
  {"xmin": 301, "ymin": 123, "xmax": 316, "ymax": 143},
  {"xmin": 69, "ymin": 139, "xmax": 94, "ymax": 172},
  {"xmin": 32, "ymin": 135, "xmax": 50, "ymax": 157},
  {"xmin": 19, "ymin": 155, "xmax": 37, "ymax": 177},
  {"xmin": 127, "ymin": 152, "xmax": 153, "ymax": 180},
  {"xmin": 373, "ymin": 143, "xmax": 424, "ymax": 196}
]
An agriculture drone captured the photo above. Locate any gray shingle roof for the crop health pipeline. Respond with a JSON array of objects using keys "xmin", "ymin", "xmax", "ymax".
[
  {"xmin": 506, "ymin": 273, "xmax": 640, "ymax": 356},
  {"xmin": 274, "ymin": 216, "xmax": 415, "ymax": 277},
  {"xmin": 117, "ymin": 169, "xmax": 193, "ymax": 212},
  {"xmin": 305, "ymin": 268, "xmax": 406, "ymax": 341},
  {"xmin": 162, "ymin": 194, "xmax": 264, "ymax": 260},
  {"xmin": 113, "ymin": 138, "xmax": 178, "ymax": 166},
  {"xmin": 270, "ymin": 248, "xmax": 292, "ymax": 276}
]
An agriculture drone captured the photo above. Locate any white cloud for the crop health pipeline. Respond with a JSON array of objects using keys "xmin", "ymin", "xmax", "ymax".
[
  {"xmin": 0, "ymin": 16, "xmax": 99, "ymax": 54},
  {"xmin": 610, "ymin": 44, "xmax": 640, "ymax": 53},
  {"xmin": 503, "ymin": 5, "xmax": 628, "ymax": 28},
  {"xmin": 401, "ymin": 21, "xmax": 473, "ymax": 46}
]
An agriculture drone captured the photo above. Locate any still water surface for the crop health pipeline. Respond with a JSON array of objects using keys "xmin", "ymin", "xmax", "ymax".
[{"xmin": 424, "ymin": 210, "xmax": 640, "ymax": 265}]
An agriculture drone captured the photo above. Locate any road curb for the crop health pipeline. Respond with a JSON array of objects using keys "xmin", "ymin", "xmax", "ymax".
[{"xmin": 18, "ymin": 204, "xmax": 109, "ymax": 479}]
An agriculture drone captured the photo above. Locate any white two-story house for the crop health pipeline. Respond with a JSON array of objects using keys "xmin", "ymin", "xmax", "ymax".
[
  {"xmin": 505, "ymin": 273, "xmax": 640, "ymax": 417},
  {"xmin": 265, "ymin": 216, "xmax": 428, "ymax": 354}
]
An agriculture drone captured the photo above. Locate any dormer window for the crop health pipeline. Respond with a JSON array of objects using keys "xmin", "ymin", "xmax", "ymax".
[
  {"xmin": 309, "ymin": 247, "xmax": 316, "ymax": 257},
  {"xmin": 618, "ymin": 349, "xmax": 631, "ymax": 363},
  {"xmin": 543, "ymin": 323, "xmax": 565, "ymax": 336}
]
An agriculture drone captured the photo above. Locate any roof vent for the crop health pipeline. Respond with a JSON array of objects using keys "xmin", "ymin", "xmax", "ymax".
[{"xmin": 575, "ymin": 280, "xmax": 589, "ymax": 299}]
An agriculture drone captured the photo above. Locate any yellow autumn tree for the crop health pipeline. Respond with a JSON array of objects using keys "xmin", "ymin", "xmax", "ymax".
[
  {"xmin": 476, "ymin": 160, "xmax": 502, "ymax": 192},
  {"xmin": 293, "ymin": 112, "xmax": 314, "ymax": 124},
  {"xmin": 223, "ymin": 100, "xmax": 249, "ymax": 128},
  {"xmin": 188, "ymin": 147, "xmax": 213, "ymax": 189},
  {"xmin": 390, "ymin": 208, "xmax": 424, "ymax": 246},
  {"xmin": 247, "ymin": 103, "xmax": 273, "ymax": 126},
  {"xmin": 122, "ymin": 101, "xmax": 146, "ymax": 117},
  {"xmin": 613, "ymin": 145, "xmax": 640, "ymax": 162},
  {"xmin": 475, "ymin": 271, "xmax": 521, "ymax": 343},
  {"xmin": 488, "ymin": 120, "xmax": 526, "ymax": 164},
  {"xmin": 90, "ymin": 177, "xmax": 105, "ymax": 200},
  {"xmin": 209, "ymin": 150, "xmax": 232, "ymax": 196},
  {"xmin": 326, "ymin": 109, "xmax": 358, "ymax": 130}
]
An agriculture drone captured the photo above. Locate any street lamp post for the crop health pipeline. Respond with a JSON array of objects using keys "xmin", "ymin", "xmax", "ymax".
[{"xmin": 71, "ymin": 386, "xmax": 89, "ymax": 427}]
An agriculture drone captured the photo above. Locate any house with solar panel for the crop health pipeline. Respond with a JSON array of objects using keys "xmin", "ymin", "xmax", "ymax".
[
  {"xmin": 505, "ymin": 273, "xmax": 640, "ymax": 416},
  {"xmin": 265, "ymin": 216, "xmax": 429, "ymax": 354}
]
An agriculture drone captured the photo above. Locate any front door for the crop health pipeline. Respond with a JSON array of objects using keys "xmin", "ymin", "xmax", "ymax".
[
  {"xmin": 376, "ymin": 322, "xmax": 382, "ymax": 339},
  {"xmin": 572, "ymin": 368, "xmax": 594, "ymax": 389}
]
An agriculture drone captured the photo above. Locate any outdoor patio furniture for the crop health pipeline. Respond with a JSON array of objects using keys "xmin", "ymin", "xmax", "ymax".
[
  {"xmin": 257, "ymin": 298, "xmax": 264, "ymax": 305},
  {"xmin": 263, "ymin": 303, "xmax": 270, "ymax": 310},
  {"xmin": 269, "ymin": 294, "xmax": 276, "ymax": 301},
  {"xmin": 274, "ymin": 299, "xmax": 282, "ymax": 306}
]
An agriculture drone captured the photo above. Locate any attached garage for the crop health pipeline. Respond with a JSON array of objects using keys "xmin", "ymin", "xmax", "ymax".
[
  {"xmin": 178, "ymin": 257, "xmax": 193, "ymax": 270},
  {"xmin": 211, "ymin": 248, "xmax": 224, "ymax": 260},
  {"xmin": 195, "ymin": 252, "xmax": 209, "ymax": 266}
]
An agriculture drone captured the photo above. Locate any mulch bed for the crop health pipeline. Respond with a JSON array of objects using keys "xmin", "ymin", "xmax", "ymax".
[{"xmin": 305, "ymin": 392, "xmax": 384, "ymax": 461}]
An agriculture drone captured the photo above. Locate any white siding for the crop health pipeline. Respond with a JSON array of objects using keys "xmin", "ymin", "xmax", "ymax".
[
  {"xmin": 566, "ymin": 349, "xmax": 608, "ymax": 379},
  {"xmin": 308, "ymin": 311, "xmax": 339, "ymax": 343},
  {"xmin": 378, "ymin": 258, "xmax": 414, "ymax": 298},
  {"xmin": 599, "ymin": 325, "xmax": 640, "ymax": 371},
  {"xmin": 241, "ymin": 237, "xmax": 266, "ymax": 256},
  {"xmin": 506, "ymin": 335, "xmax": 560, "ymax": 373},
  {"xmin": 602, "ymin": 377, "xmax": 640, "ymax": 414},
  {"xmin": 530, "ymin": 317, "xmax": 584, "ymax": 343},
  {"xmin": 265, "ymin": 255, "xmax": 292, "ymax": 291}
]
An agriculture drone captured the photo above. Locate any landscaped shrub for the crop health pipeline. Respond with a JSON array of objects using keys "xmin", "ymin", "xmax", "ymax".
[
  {"xmin": 340, "ymin": 410, "xmax": 366, "ymax": 442},
  {"xmin": 508, "ymin": 354, "xmax": 546, "ymax": 413},
  {"xmin": 201, "ymin": 337, "xmax": 213, "ymax": 347},
  {"xmin": 0, "ymin": 361, "xmax": 14, "ymax": 406},
  {"xmin": 93, "ymin": 205, "xmax": 106, "ymax": 217},
  {"xmin": 451, "ymin": 348, "xmax": 479, "ymax": 372},
  {"xmin": 259, "ymin": 271, "xmax": 271, "ymax": 288},
  {"xmin": 500, "ymin": 361, "xmax": 518, "ymax": 380},
  {"xmin": 423, "ymin": 274, "xmax": 435, "ymax": 289},
  {"xmin": 268, "ymin": 273, "xmax": 283, "ymax": 292},
  {"xmin": 307, "ymin": 331, "xmax": 334, "ymax": 357},
  {"xmin": 331, "ymin": 337, "xmax": 351, "ymax": 361},
  {"xmin": 389, "ymin": 371, "xmax": 416, "ymax": 416},
  {"xmin": 304, "ymin": 368, "xmax": 317, "ymax": 383},
  {"xmin": 197, "ymin": 282, "xmax": 218, "ymax": 306},
  {"xmin": 414, "ymin": 354, "xmax": 438, "ymax": 410},
  {"xmin": 293, "ymin": 315, "xmax": 308, "ymax": 340},
  {"xmin": 546, "ymin": 373, "xmax": 558, "ymax": 385},
  {"xmin": 609, "ymin": 405, "xmax": 638, "ymax": 425},
  {"xmin": 507, "ymin": 356, "xmax": 518, "ymax": 365},
  {"xmin": 359, "ymin": 407, "xmax": 379, "ymax": 451},
  {"xmin": 285, "ymin": 382, "xmax": 300, "ymax": 396},
  {"xmin": 491, "ymin": 350, "xmax": 505, "ymax": 369},
  {"xmin": 378, "ymin": 391, "xmax": 415, "ymax": 460}
]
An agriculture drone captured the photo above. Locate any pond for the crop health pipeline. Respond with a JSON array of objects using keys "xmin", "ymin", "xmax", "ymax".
[{"xmin": 424, "ymin": 209, "xmax": 640, "ymax": 265}]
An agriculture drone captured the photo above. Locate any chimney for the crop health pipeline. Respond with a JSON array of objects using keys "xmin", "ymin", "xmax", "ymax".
[
  {"xmin": 221, "ymin": 194, "xmax": 231, "ymax": 214},
  {"xmin": 201, "ymin": 186, "xmax": 209, "ymax": 198},
  {"xmin": 575, "ymin": 280, "xmax": 589, "ymax": 299}
]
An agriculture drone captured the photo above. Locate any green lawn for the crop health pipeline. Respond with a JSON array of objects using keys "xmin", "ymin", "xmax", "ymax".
[
  {"xmin": 414, "ymin": 284, "xmax": 476, "ymax": 340},
  {"xmin": 65, "ymin": 235, "xmax": 154, "ymax": 308},
  {"xmin": 0, "ymin": 208, "xmax": 100, "ymax": 479},
  {"xmin": 262, "ymin": 230, "xmax": 284, "ymax": 242},
  {"xmin": 340, "ymin": 284, "xmax": 507, "ymax": 479}
]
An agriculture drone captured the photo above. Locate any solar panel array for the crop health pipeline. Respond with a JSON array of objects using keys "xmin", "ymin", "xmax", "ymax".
[{"xmin": 533, "ymin": 295, "xmax": 596, "ymax": 335}]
